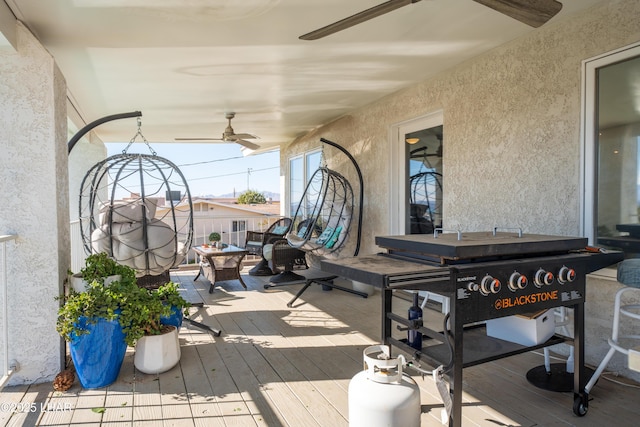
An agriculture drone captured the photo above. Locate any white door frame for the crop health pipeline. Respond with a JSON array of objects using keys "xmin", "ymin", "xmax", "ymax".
[
  {"xmin": 388, "ymin": 110, "xmax": 444, "ymax": 235},
  {"xmin": 581, "ymin": 42, "xmax": 640, "ymax": 242}
]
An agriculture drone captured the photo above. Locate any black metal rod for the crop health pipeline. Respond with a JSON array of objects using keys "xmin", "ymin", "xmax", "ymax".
[
  {"xmin": 320, "ymin": 138, "xmax": 364, "ymax": 256},
  {"xmin": 68, "ymin": 111, "xmax": 142, "ymax": 154}
]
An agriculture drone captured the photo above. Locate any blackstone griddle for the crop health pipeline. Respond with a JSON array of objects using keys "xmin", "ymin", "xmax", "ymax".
[{"xmin": 320, "ymin": 229, "xmax": 623, "ymax": 427}]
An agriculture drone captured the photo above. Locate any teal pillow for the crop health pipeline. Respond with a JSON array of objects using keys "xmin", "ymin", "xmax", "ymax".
[
  {"xmin": 315, "ymin": 227, "xmax": 334, "ymax": 245},
  {"xmin": 272, "ymin": 225, "xmax": 288, "ymax": 235},
  {"xmin": 324, "ymin": 226, "xmax": 343, "ymax": 249}
]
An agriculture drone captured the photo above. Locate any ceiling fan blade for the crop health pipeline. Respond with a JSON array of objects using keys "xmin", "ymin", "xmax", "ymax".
[
  {"xmin": 299, "ymin": 0, "xmax": 421, "ymax": 41},
  {"xmin": 174, "ymin": 138, "xmax": 222, "ymax": 141},
  {"xmin": 473, "ymin": 0, "xmax": 562, "ymax": 28},
  {"xmin": 235, "ymin": 139, "xmax": 260, "ymax": 150},
  {"xmin": 229, "ymin": 133, "xmax": 258, "ymax": 140}
]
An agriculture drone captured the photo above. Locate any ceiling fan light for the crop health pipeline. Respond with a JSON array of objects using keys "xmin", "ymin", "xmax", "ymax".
[{"xmin": 406, "ymin": 137, "xmax": 420, "ymax": 145}]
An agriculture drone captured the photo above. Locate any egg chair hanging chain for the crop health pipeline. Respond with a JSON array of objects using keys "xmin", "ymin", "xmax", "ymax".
[{"xmin": 122, "ymin": 117, "xmax": 157, "ymax": 156}]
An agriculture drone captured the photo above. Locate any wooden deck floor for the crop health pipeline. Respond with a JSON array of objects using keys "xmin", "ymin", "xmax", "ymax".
[{"xmin": 2, "ymin": 266, "xmax": 640, "ymax": 426}]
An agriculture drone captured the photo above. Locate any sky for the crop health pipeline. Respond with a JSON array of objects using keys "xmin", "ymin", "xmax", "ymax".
[{"xmin": 106, "ymin": 142, "xmax": 281, "ymax": 198}]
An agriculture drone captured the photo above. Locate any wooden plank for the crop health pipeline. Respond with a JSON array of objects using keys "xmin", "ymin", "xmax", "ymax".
[
  {"xmin": 229, "ymin": 310, "xmax": 348, "ymax": 426},
  {"xmin": 189, "ymin": 315, "xmax": 268, "ymax": 426},
  {"xmin": 2, "ymin": 268, "xmax": 640, "ymax": 426},
  {"xmin": 216, "ymin": 312, "xmax": 319, "ymax": 426},
  {"xmin": 132, "ymin": 367, "xmax": 163, "ymax": 423}
]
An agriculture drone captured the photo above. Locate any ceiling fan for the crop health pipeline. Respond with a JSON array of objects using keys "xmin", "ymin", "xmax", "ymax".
[
  {"xmin": 299, "ymin": 0, "xmax": 563, "ymax": 40},
  {"xmin": 175, "ymin": 112, "xmax": 260, "ymax": 150}
]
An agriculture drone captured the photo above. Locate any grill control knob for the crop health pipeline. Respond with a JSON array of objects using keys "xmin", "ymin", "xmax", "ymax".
[
  {"xmin": 558, "ymin": 266, "xmax": 576, "ymax": 284},
  {"xmin": 534, "ymin": 269, "xmax": 554, "ymax": 287},
  {"xmin": 508, "ymin": 272, "xmax": 528, "ymax": 291},
  {"xmin": 480, "ymin": 275, "xmax": 501, "ymax": 296},
  {"xmin": 467, "ymin": 282, "xmax": 479, "ymax": 292}
]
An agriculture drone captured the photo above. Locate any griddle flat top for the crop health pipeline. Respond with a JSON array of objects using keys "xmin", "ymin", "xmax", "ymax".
[{"xmin": 375, "ymin": 232, "xmax": 587, "ymax": 261}]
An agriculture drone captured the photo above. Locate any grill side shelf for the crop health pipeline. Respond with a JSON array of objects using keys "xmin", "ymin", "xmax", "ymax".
[{"xmin": 320, "ymin": 253, "xmax": 448, "ymax": 288}]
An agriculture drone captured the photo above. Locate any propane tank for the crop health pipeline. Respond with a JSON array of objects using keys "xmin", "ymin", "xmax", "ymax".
[{"xmin": 348, "ymin": 345, "xmax": 421, "ymax": 427}]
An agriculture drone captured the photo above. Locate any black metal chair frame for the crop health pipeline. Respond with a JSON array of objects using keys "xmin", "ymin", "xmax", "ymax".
[
  {"xmin": 79, "ymin": 145, "xmax": 194, "ymax": 288},
  {"xmin": 246, "ymin": 217, "xmax": 293, "ymax": 276},
  {"xmin": 264, "ymin": 139, "xmax": 366, "ymax": 307}
]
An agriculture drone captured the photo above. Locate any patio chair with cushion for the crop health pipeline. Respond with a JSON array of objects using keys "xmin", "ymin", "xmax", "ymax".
[
  {"xmin": 264, "ymin": 220, "xmax": 313, "ymax": 283},
  {"xmin": 247, "ymin": 217, "xmax": 293, "ymax": 276},
  {"xmin": 264, "ymin": 138, "xmax": 368, "ymax": 307}
]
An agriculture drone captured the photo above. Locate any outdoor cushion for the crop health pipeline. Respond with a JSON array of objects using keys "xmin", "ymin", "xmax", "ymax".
[
  {"xmin": 272, "ymin": 225, "xmax": 289, "ymax": 235},
  {"xmin": 617, "ymin": 258, "xmax": 640, "ymax": 288},
  {"xmin": 91, "ymin": 219, "xmax": 186, "ymax": 275},
  {"xmin": 263, "ymin": 244, "xmax": 274, "ymax": 261},
  {"xmin": 98, "ymin": 198, "xmax": 159, "ymax": 225}
]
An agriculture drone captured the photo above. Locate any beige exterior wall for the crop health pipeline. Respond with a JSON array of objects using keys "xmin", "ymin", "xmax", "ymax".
[
  {"xmin": 280, "ymin": 0, "xmax": 640, "ymax": 381},
  {"xmin": 284, "ymin": 0, "xmax": 640, "ymax": 254},
  {"xmin": 191, "ymin": 201, "xmax": 280, "ymax": 248},
  {"xmin": 0, "ymin": 21, "xmax": 69, "ymax": 385}
]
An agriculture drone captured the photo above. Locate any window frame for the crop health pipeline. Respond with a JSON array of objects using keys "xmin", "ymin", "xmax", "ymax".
[
  {"xmin": 232, "ymin": 220, "xmax": 246, "ymax": 233},
  {"xmin": 287, "ymin": 148, "xmax": 322, "ymax": 218},
  {"xmin": 581, "ymin": 42, "xmax": 640, "ymax": 246},
  {"xmin": 389, "ymin": 111, "xmax": 444, "ymax": 235}
]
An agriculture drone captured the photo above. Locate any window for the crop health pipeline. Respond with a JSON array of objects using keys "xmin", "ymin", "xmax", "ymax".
[
  {"xmin": 406, "ymin": 125, "xmax": 443, "ymax": 235},
  {"xmin": 390, "ymin": 111, "xmax": 444, "ymax": 235},
  {"xmin": 232, "ymin": 220, "xmax": 246, "ymax": 233},
  {"xmin": 288, "ymin": 150, "xmax": 321, "ymax": 217},
  {"xmin": 583, "ymin": 43, "xmax": 640, "ymax": 260}
]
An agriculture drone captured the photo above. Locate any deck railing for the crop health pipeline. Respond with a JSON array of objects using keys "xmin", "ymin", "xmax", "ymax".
[
  {"xmin": 70, "ymin": 214, "xmax": 280, "ymax": 272},
  {"xmin": 0, "ymin": 234, "xmax": 18, "ymax": 390}
]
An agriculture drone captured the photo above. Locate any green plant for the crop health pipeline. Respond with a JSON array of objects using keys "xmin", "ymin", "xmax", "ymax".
[
  {"xmin": 121, "ymin": 286, "xmax": 170, "ymax": 343},
  {"xmin": 155, "ymin": 281, "xmax": 191, "ymax": 317},
  {"xmin": 208, "ymin": 232, "xmax": 221, "ymax": 242},
  {"xmin": 237, "ymin": 189, "xmax": 266, "ymax": 204},
  {"xmin": 56, "ymin": 273, "xmax": 143, "ymax": 346},
  {"xmin": 120, "ymin": 281, "xmax": 190, "ymax": 344},
  {"xmin": 80, "ymin": 252, "xmax": 135, "ymax": 284}
]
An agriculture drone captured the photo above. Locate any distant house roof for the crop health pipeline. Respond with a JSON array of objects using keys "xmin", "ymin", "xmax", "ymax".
[{"xmin": 159, "ymin": 197, "xmax": 281, "ymax": 216}]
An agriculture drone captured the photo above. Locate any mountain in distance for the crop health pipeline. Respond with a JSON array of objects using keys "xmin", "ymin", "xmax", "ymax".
[{"xmin": 203, "ymin": 190, "xmax": 280, "ymax": 201}]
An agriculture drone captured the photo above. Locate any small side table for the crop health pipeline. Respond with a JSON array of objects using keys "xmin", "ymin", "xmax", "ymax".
[{"xmin": 192, "ymin": 245, "xmax": 249, "ymax": 293}]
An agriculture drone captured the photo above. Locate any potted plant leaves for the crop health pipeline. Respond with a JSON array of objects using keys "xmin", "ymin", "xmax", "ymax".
[
  {"xmin": 208, "ymin": 231, "xmax": 221, "ymax": 248},
  {"xmin": 56, "ymin": 271, "xmax": 139, "ymax": 389},
  {"xmin": 130, "ymin": 282, "xmax": 190, "ymax": 374},
  {"xmin": 156, "ymin": 281, "xmax": 191, "ymax": 330},
  {"xmin": 69, "ymin": 252, "xmax": 135, "ymax": 292}
]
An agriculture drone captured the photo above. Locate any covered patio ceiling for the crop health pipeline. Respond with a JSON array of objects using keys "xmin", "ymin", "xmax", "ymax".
[{"xmin": 5, "ymin": 0, "xmax": 606, "ymax": 152}]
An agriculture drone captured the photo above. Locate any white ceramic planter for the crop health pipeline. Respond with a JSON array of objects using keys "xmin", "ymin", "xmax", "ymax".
[
  {"xmin": 134, "ymin": 326, "xmax": 181, "ymax": 374},
  {"xmin": 69, "ymin": 273, "xmax": 87, "ymax": 293},
  {"xmin": 69, "ymin": 274, "xmax": 121, "ymax": 293}
]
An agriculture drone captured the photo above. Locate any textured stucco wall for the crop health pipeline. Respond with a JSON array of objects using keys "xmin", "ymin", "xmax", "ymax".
[
  {"xmin": 0, "ymin": 21, "xmax": 68, "ymax": 385},
  {"xmin": 285, "ymin": 0, "xmax": 640, "ymax": 255},
  {"xmin": 282, "ymin": 0, "xmax": 640, "ymax": 381}
]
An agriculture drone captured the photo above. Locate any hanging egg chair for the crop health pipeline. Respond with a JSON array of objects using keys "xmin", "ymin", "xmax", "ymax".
[
  {"xmin": 79, "ymin": 122, "xmax": 193, "ymax": 287},
  {"xmin": 286, "ymin": 165, "xmax": 355, "ymax": 256}
]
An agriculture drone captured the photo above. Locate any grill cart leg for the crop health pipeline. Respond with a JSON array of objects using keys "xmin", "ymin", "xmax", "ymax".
[{"xmin": 573, "ymin": 302, "xmax": 589, "ymax": 416}]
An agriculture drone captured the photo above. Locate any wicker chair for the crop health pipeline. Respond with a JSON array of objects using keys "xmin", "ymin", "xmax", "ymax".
[
  {"xmin": 265, "ymin": 220, "xmax": 313, "ymax": 283},
  {"xmin": 246, "ymin": 217, "xmax": 293, "ymax": 276}
]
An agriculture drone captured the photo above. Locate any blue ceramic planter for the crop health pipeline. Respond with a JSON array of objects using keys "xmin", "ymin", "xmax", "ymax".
[
  {"xmin": 160, "ymin": 305, "xmax": 184, "ymax": 330},
  {"xmin": 69, "ymin": 316, "xmax": 127, "ymax": 389}
]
